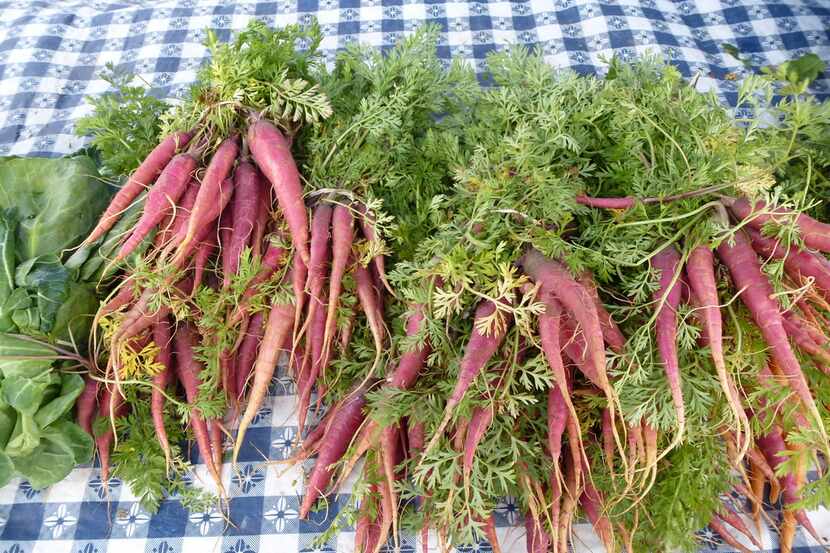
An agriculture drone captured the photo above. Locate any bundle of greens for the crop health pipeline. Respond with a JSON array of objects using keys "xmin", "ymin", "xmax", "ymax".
[{"xmin": 0, "ymin": 154, "xmax": 111, "ymax": 488}]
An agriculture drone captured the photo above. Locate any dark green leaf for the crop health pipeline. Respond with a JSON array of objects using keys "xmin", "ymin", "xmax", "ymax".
[
  {"xmin": 9, "ymin": 431, "xmax": 76, "ymax": 489},
  {"xmin": 41, "ymin": 420, "xmax": 94, "ymax": 465},
  {"xmin": 4, "ymin": 413, "xmax": 40, "ymax": 457},
  {"xmin": 1, "ymin": 372, "xmax": 51, "ymax": 415},
  {"xmin": 34, "ymin": 373, "xmax": 84, "ymax": 428}
]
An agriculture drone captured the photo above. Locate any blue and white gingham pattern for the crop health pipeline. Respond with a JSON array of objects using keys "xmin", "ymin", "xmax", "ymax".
[{"xmin": 0, "ymin": 1, "xmax": 829, "ymax": 552}]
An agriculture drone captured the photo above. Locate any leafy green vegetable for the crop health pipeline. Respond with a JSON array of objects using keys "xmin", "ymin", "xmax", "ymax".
[{"xmin": 0, "ymin": 156, "xmax": 109, "ymax": 260}]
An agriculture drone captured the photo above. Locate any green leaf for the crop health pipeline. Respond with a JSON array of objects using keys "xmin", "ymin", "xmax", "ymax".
[
  {"xmin": 0, "ymin": 156, "xmax": 110, "ymax": 260},
  {"xmin": 0, "ymin": 404, "xmax": 15, "ymax": 448},
  {"xmin": 41, "ymin": 420, "xmax": 93, "ymax": 465},
  {"xmin": 13, "ymin": 256, "xmax": 71, "ymax": 335},
  {"xmin": 4, "ymin": 413, "xmax": 40, "ymax": 457},
  {"xmin": 0, "ymin": 334, "xmax": 56, "ymax": 378},
  {"xmin": 9, "ymin": 430, "xmax": 76, "ymax": 489},
  {"xmin": 780, "ymin": 53, "xmax": 826, "ymax": 87},
  {"xmin": 1, "ymin": 372, "xmax": 51, "ymax": 415},
  {"xmin": 0, "ymin": 451, "xmax": 13, "ymax": 488},
  {"xmin": 34, "ymin": 373, "xmax": 84, "ymax": 428},
  {"xmin": 0, "ymin": 214, "xmax": 15, "ymax": 312}
]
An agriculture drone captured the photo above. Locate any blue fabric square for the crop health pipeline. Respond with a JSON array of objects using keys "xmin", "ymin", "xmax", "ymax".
[
  {"xmin": 722, "ymin": 6, "xmax": 750, "ymax": 24},
  {"xmin": 609, "ymin": 30, "xmax": 634, "ymax": 48},
  {"xmin": 781, "ymin": 31, "xmax": 810, "ymax": 50},
  {"xmin": 234, "ymin": 426, "xmax": 273, "ymax": 463},
  {"xmin": 147, "ymin": 500, "xmax": 189, "ymax": 538},
  {"xmin": 74, "ymin": 501, "xmax": 112, "ymax": 540},
  {"xmin": 298, "ymin": 494, "xmax": 343, "ymax": 534},
  {"xmin": 1, "ymin": 502, "xmax": 44, "ymax": 540},
  {"xmin": 226, "ymin": 497, "xmax": 265, "ymax": 536},
  {"xmin": 556, "ymin": 6, "xmax": 581, "ymax": 25}
]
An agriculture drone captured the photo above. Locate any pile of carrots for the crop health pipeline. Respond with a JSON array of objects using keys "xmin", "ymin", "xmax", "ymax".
[{"xmin": 71, "ymin": 23, "xmax": 830, "ymax": 553}]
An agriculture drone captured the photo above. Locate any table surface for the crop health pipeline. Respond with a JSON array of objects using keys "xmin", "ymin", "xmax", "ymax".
[{"xmin": 1, "ymin": 1, "xmax": 830, "ymax": 552}]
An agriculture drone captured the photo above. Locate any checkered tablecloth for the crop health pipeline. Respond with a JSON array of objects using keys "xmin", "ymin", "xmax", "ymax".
[{"xmin": 1, "ymin": 1, "xmax": 830, "ymax": 552}]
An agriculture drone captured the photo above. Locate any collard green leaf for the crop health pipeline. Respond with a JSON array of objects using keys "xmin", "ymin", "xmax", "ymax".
[
  {"xmin": 13, "ymin": 256, "xmax": 70, "ymax": 335},
  {"xmin": 0, "ymin": 404, "xmax": 15, "ymax": 448},
  {"xmin": 0, "ymin": 214, "xmax": 15, "ymax": 304},
  {"xmin": 50, "ymin": 282, "xmax": 98, "ymax": 344},
  {"xmin": 4, "ymin": 413, "xmax": 40, "ymax": 457},
  {"xmin": 42, "ymin": 420, "xmax": 93, "ymax": 465},
  {"xmin": 0, "ymin": 451, "xmax": 12, "ymax": 488},
  {"xmin": 0, "ymin": 156, "xmax": 109, "ymax": 260},
  {"xmin": 0, "ymin": 333, "xmax": 55, "ymax": 378},
  {"xmin": 34, "ymin": 373, "xmax": 84, "ymax": 428},
  {"xmin": 1, "ymin": 372, "xmax": 50, "ymax": 415},
  {"xmin": 78, "ymin": 192, "xmax": 146, "ymax": 282},
  {"xmin": 9, "ymin": 431, "xmax": 75, "ymax": 489}
]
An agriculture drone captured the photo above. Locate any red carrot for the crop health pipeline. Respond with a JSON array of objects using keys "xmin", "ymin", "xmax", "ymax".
[
  {"xmin": 580, "ymin": 462, "xmax": 615, "ymax": 552},
  {"xmin": 525, "ymin": 512, "xmax": 550, "ymax": 553},
  {"xmin": 322, "ymin": 204, "xmax": 354, "ymax": 362},
  {"xmin": 250, "ymin": 179, "xmax": 272, "ymax": 259},
  {"xmin": 717, "ymin": 228, "xmax": 826, "ymax": 444},
  {"xmin": 174, "ymin": 136, "xmax": 239, "ymax": 261},
  {"xmin": 233, "ymin": 302, "xmax": 294, "ymax": 465},
  {"xmin": 210, "ymin": 419, "xmax": 223, "ymax": 469},
  {"xmin": 154, "ymin": 179, "xmax": 199, "ymax": 249},
  {"xmin": 248, "ymin": 118, "xmax": 309, "ymax": 264},
  {"xmin": 718, "ymin": 502, "xmax": 762, "ymax": 549},
  {"xmin": 234, "ymin": 310, "xmax": 266, "ymax": 398},
  {"xmin": 76, "ymin": 376, "xmax": 99, "ymax": 435},
  {"xmin": 299, "ymin": 388, "xmax": 367, "ymax": 518},
  {"xmin": 386, "ymin": 306, "xmax": 430, "ymax": 389},
  {"xmin": 746, "ymin": 226, "xmax": 830, "ymax": 296},
  {"xmin": 708, "ymin": 516, "xmax": 753, "ymax": 553},
  {"xmin": 191, "ymin": 230, "xmax": 217, "ymax": 293},
  {"xmin": 462, "ymin": 404, "xmax": 494, "ymax": 485},
  {"xmin": 726, "ymin": 197, "xmax": 830, "ymax": 252},
  {"xmin": 96, "ymin": 384, "xmax": 127, "ymax": 485},
  {"xmin": 782, "ymin": 315, "xmax": 830, "ymax": 364},
  {"xmin": 297, "ymin": 295, "xmax": 327, "ymax": 436},
  {"xmin": 576, "ymin": 193, "xmax": 636, "ymax": 210},
  {"xmin": 579, "ymin": 271, "xmax": 625, "ymax": 352},
  {"xmin": 520, "ymin": 249, "xmax": 610, "ymax": 397},
  {"xmin": 85, "ymin": 131, "xmax": 191, "ymax": 245},
  {"xmin": 559, "ymin": 318, "xmax": 601, "ymax": 387},
  {"xmin": 686, "ymin": 245, "xmax": 747, "ymax": 447},
  {"xmin": 229, "ymin": 238, "xmax": 288, "ymax": 326},
  {"xmin": 422, "ymin": 300, "xmax": 509, "ymax": 458},
  {"xmin": 299, "ymin": 203, "xmax": 333, "ymax": 367},
  {"xmin": 151, "ymin": 320, "xmax": 174, "ymax": 468},
  {"xmin": 115, "ymin": 152, "xmax": 198, "ymax": 263},
  {"xmin": 651, "ymin": 246, "xmax": 685, "ymax": 434},
  {"xmin": 357, "ymin": 203, "xmax": 392, "ymax": 294},
  {"xmin": 601, "ymin": 407, "xmax": 614, "ymax": 471},
  {"xmin": 173, "ymin": 325, "xmax": 223, "ymax": 489},
  {"xmin": 222, "ymin": 160, "xmax": 261, "ymax": 287},
  {"xmin": 354, "ymin": 263, "xmax": 386, "ymax": 367},
  {"xmin": 481, "ymin": 513, "xmax": 502, "ymax": 553}
]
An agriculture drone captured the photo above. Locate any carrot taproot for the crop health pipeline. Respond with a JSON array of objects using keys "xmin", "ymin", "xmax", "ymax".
[
  {"xmin": 779, "ymin": 509, "xmax": 797, "ymax": 553},
  {"xmin": 718, "ymin": 502, "xmax": 762, "ymax": 550},
  {"xmin": 299, "ymin": 202, "xmax": 333, "ymax": 365},
  {"xmin": 222, "ymin": 160, "xmax": 261, "ymax": 287},
  {"xmin": 708, "ymin": 516, "xmax": 753, "ymax": 553},
  {"xmin": 229, "ymin": 238, "xmax": 288, "ymax": 326},
  {"xmin": 651, "ymin": 246, "xmax": 685, "ymax": 435},
  {"xmin": 601, "ymin": 407, "xmax": 614, "ymax": 471},
  {"xmin": 299, "ymin": 388, "xmax": 367, "ymax": 518},
  {"xmin": 525, "ymin": 512, "xmax": 550, "ymax": 553},
  {"xmin": 519, "ymin": 249, "xmax": 609, "ymax": 396},
  {"xmin": 782, "ymin": 315, "xmax": 830, "ymax": 363},
  {"xmin": 76, "ymin": 376, "xmax": 99, "ymax": 436},
  {"xmin": 297, "ymin": 294, "xmax": 327, "ymax": 436},
  {"xmin": 717, "ymin": 228, "xmax": 827, "ymax": 446},
  {"xmin": 96, "ymin": 384, "xmax": 127, "ymax": 485},
  {"xmin": 173, "ymin": 136, "xmax": 238, "ymax": 262},
  {"xmin": 173, "ymin": 324, "xmax": 223, "ymax": 489},
  {"xmin": 481, "ymin": 513, "xmax": 502, "ymax": 553},
  {"xmin": 250, "ymin": 179, "xmax": 271, "ymax": 259},
  {"xmin": 151, "ymin": 320, "xmax": 174, "ymax": 468},
  {"xmin": 354, "ymin": 263, "xmax": 385, "ymax": 367},
  {"xmin": 386, "ymin": 306, "xmax": 429, "ymax": 389},
  {"xmin": 422, "ymin": 300, "xmax": 509, "ymax": 458},
  {"xmin": 538, "ymin": 297, "xmax": 574, "ymax": 472},
  {"xmin": 726, "ymin": 197, "xmax": 830, "ymax": 252},
  {"xmin": 291, "ymin": 251, "xmax": 308, "ymax": 340},
  {"xmin": 579, "ymin": 271, "xmax": 625, "ymax": 352},
  {"xmin": 114, "ymin": 153, "xmax": 198, "ymax": 263},
  {"xmin": 98, "ymin": 281, "xmax": 137, "ymax": 318},
  {"xmin": 746, "ymin": 226, "xmax": 830, "ymax": 297},
  {"xmin": 85, "ymin": 131, "xmax": 192, "ymax": 245},
  {"xmin": 248, "ymin": 118, "xmax": 309, "ymax": 264},
  {"xmin": 686, "ymin": 245, "xmax": 747, "ymax": 450},
  {"xmin": 154, "ymin": 179, "xmax": 199, "ymax": 249},
  {"xmin": 462, "ymin": 404, "xmax": 494, "ymax": 486},
  {"xmin": 233, "ymin": 301, "xmax": 294, "ymax": 465},
  {"xmin": 580, "ymin": 463, "xmax": 615, "ymax": 552},
  {"xmin": 210, "ymin": 419, "xmax": 223, "ymax": 468},
  {"xmin": 234, "ymin": 310, "xmax": 266, "ymax": 398},
  {"xmin": 575, "ymin": 194, "xmax": 636, "ymax": 210},
  {"xmin": 321, "ymin": 204, "xmax": 354, "ymax": 362},
  {"xmin": 191, "ymin": 230, "xmax": 217, "ymax": 293},
  {"xmin": 357, "ymin": 203, "xmax": 392, "ymax": 294},
  {"xmin": 559, "ymin": 318, "xmax": 601, "ymax": 387}
]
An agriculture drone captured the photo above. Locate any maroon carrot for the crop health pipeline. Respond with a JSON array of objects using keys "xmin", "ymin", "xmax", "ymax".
[
  {"xmin": 462, "ymin": 404, "xmax": 494, "ymax": 486},
  {"xmin": 84, "ymin": 131, "xmax": 191, "ymax": 245},
  {"xmin": 154, "ymin": 179, "xmax": 199, "ymax": 249},
  {"xmin": 151, "ymin": 320, "xmax": 174, "ymax": 468},
  {"xmin": 233, "ymin": 301, "xmax": 294, "ymax": 465},
  {"xmin": 299, "ymin": 203, "xmax": 333, "ymax": 368},
  {"xmin": 234, "ymin": 310, "xmax": 266, "ymax": 398},
  {"xmin": 250, "ymin": 179, "xmax": 272, "ymax": 259},
  {"xmin": 580, "ymin": 463, "xmax": 615, "ymax": 552},
  {"xmin": 173, "ymin": 136, "xmax": 239, "ymax": 262},
  {"xmin": 525, "ymin": 512, "xmax": 551, "ymax": 553},
  {"xmin": 651, "ymin": 246, "xmax": 685, "ymax": 435},
  {"xmin": 708, "ymin": 516, "xmax": 753, "ymax": 553},
  {"xmin": 173, "ymin": 324, "xmax": 223, "ymax": 489},
  {"xmin": 297, "ymin": 296, "xmax": 327, "ymax": 435},
  {"xmin": 576, "ymin": 193, "xmax": 636, "ymax": 210},
  {"xmin": 322, "ymin": 204, "xmax": 354, "ymax": 362},
  {"xmin": 76, "ymin": 376, "xmax": 99, "ymax": 435},
  {"xmin": 726, "ymin": 197, "xmax": 830, "ymax": 252},
  {"xmin": 96, "ymin": 384, "xmax": 127, "ymax": 486},
  {"xmin": 299, "ymin": 388, "xmax": 367, "ymax": 518},
  {"xmin": 386, "ymin": 306, "xmax": 430, "ymax": 389},
  {"xmin": 248, "ymin": 118, "xmax": 309, "ymax": 264},
  {"xmin": 357, "ymin": 203, "xmax": 392, "ymax": 294},
  {"xmin": 354, "ymin": 263, "xmax": 386, "ymax": 368},
  {"xmin": 229, "ymin": 238, "xmax": 288, "ymax": 326},
  {"xmin": 578, "ymin": 271, "xmax": 625, "ymax": 352},
  {"xmin": 114, "ymin": 152, "xmax": 198, "ymax": 263},
  {"xmin": 191, "ymin": 230, "xmax": 217, "ymax": 293},
  {"xmin": 717, "ymin": 228, "xmax": 827, "ymax": 446},
  {"xmin": 686, "ymin": 245, "xmax": 747, "ymax": 447},
  {"xmin": 519, "ymin": 249, "xmax": 610, "ymax": 397},
  {"xmin": 223, "ymin": 160, "xmax": 262, "ymax": 286},
  {"xmin": 717, "ymin": 503, "xmax": 762, "ymax": 549},
  {"xmin": 746, "ymin": 226, "xmax": 830, "ymax": 296},
  {"xmin": 421, "ymin": 300, "xmax": 510, "ymax": 458}
]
